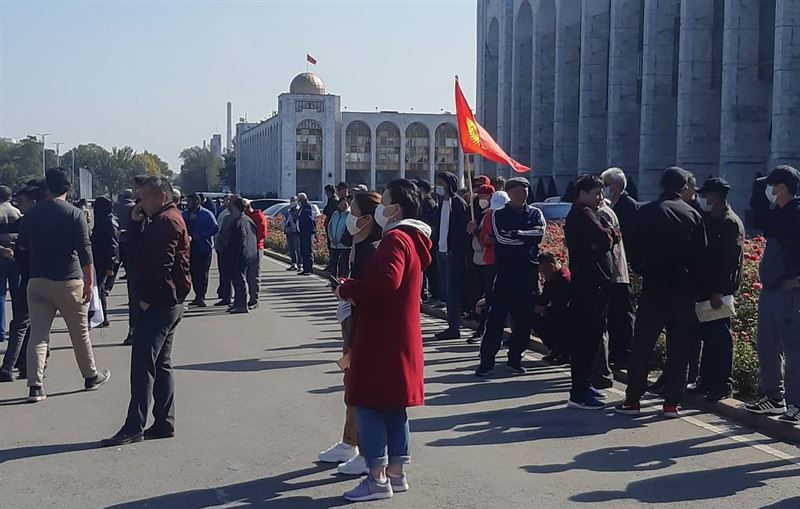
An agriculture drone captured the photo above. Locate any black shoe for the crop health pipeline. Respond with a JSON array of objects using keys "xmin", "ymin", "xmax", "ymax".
[
  {"xmin": 247, "ymin": 302, "xmax": 259, "ymax": 310},
  {"xmin": 27, "ymin": 386, "xmax": 46, "ymax": 403},
  {"xmin": 593, "ymin": 379, "xmax": 614, "ymax": 390},
  {"xmin": 475, "ymin": 365, "xmax": 494, "ymax": 378},
  {"xmin": 434, "ymin": 329, "xmax": 461, "ymax": 341},
  {"xmin": 301, "ymin": 272, "xmax": 313, "ymax": 276},
  {"xmin": 188, "ymin": 300, "xmax": 207, "ymax": 308},
  {"xmin": 85, "ymin": 369, "xmax": 111, "ymax": 390},
  {"xmin": 229, "ymin": 307, "xmax": 249, "ymax": 314},
  {"xmin": 705, "ymin": 387, "xmax": 733, "ymax": 402},
  {"xmin": 686, "ymin": 382, "xmax": 706, "ymax": 395},
  {"xmin": 646, "ymin": 380, "xmax": 665, "ymax": 396},
  {"xmin": 213, "ymin": 300, "xmax": 231, "ymax": 307},
  {"xmin": 286, "ymin": 265, "xmax": 298, "ymax": 271},
  {"xmin": 123, "ymin": 335, "xmax": 134, "ymax": 346},
  {"xmin": 101, "ymin": 429, "xmax": 144, "ymax": 447},
  {"xmin": 506, "ymin": 363, "xmax": 526, "ymax": 375},
  {"xmin": 542, "ymin": 353, "xmax": 557, "ymax": 364},
  {"xmin": 0, "ymin": 369, "xmax": 14, "ymax": 382},
  {"xmin": 144, "ymin": 424, "xmax": 175, "ymax": 440},
  {"xmin": 552, "ymin": 354, "xmax": 571, "ymax": 366},
  {"xmin": 98, "ymin": 320, "xmax": 110, "ymax": 328}
]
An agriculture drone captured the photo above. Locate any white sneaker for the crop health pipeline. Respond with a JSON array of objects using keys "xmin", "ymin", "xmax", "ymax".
[
  {"xmin": 388, "ymin": 472, "xmax": 409, "ymax": 493},
  {"xmin": 319, "ymin": 442, "xmax": 358, "ymax": 464},
  {"xmin": 337, "ymin": 454, "xmax": 368, "ymax": 475}
]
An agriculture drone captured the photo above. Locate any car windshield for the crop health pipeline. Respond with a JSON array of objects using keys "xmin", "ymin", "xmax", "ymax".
[
  {"xmin": 264, "ymin": 203, "xmax": 290, "ymax": 217},
  {"xmin": 533, "ymin": 202, "xmax": 572, "ymax": 221}
]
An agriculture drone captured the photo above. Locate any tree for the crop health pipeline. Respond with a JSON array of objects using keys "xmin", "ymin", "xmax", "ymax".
[
  {"xmin": 179, "ymin": 146, "xmax": 221, "ymax": 193},
  {"xmin": 132, "ymin": 151, "xmax": 172, "ymax": 178},
  {"xmin": 219, "ymin": 151, "xmax": 236, "ymax": 192}
]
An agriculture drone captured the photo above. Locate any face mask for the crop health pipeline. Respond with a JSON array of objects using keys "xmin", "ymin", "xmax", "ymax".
[
  {"xmin": 435, "ymin": 185, "xmax": 446, "ymax": 197},
  {"xmin": 345, "ymin": 213, "xmax": 362, "ymax": 234},
  {"xmin": 700, "ymin": 199, "xmax": 713, "ymax": 212},
  {"xmin": 479, "ymin": 198, "xmax": 490, "ymax": 209},
  {"xmin": 603, "ymin": 187, "xmax": 613, "ymax": 200},
  {"xmin": 765, "ymin": 185, "xmax": 777, "ymax": 204},
  {"xmin": 374, "ymin": 204, "xmax": 397, "ymax": 229}
]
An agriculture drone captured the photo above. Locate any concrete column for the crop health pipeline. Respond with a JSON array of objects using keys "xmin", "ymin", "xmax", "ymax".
[
  {"xmin": 457, "ymin": 144, "xmax": 465, "ymax": 186},
  {"xmin": 606, "ymin": 0, "xmax": 642, "ymax": 179},
  {"xmin": 553, "ymin": 0, "xmax": 582, "ymax": 193},
  {"xmin": 720, "ymin": 0, "xmax": 773, "ymax": 215},
  {"xmin": 771, "ymin": 0, "xmax": 800, "ymax": 169},
  {"xmin": 399, "ymin": 129, "xmax": 406, "ymax": 179},
  {"xmin": 531, "ymin": 0, "xmax": 556, "ymax": 178},
  {"xmin": 578, "ymin": 0, "xmax": 610, "ymax": 174},
  {"xmin": 429, "ymin": 130, "xmax": 436, "ymax": 183},
  {"xmin": 676, "ymin": 0, "xmax": 722, "ymax": 181},
  {"xmin": 497, "ymin": 0, "xmax": 515, "ymax": 178},
  {"xmin": 369, "ymin": 124, "xmax": 377, "ymax": 191},
  {"xmin": 638, "ymin": 0, "xmax": 680, "ymax": 202}
]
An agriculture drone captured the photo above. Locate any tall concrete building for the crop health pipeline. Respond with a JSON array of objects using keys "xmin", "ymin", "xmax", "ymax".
[
  {"xmin": 477, "ymin": 0, "xmax": 800, "ymax": 215},
  {"xmin": 235, "ymin": 73, "xmax": 460, "ymax": 200}
]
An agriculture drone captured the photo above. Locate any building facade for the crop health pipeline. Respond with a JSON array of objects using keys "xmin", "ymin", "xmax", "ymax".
[
  {"xmin": 236, "ymin": 73, "xmax": 461, "ymax": 200},
  {"xmin": 477, "ymin": 0, "xmax": 800, "ymax": 215}
]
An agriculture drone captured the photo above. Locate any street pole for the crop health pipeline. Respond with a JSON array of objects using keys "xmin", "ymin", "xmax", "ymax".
[
  {"xmin": 53, "ymin": 142, "xmax": 63, "ymax": 168},
  {"xmin": 37, "ymin": 133, "xmax": 49, "ymax": 175}
]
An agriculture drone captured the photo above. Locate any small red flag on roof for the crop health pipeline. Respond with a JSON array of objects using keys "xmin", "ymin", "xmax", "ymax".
[{"xmin": 307, "ymin": 53, "xmax": 317, "ymax": 65}]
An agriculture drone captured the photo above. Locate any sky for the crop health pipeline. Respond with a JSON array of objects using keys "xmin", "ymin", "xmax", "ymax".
[{"xmin": 0, "ymin": 0, "xmax": 477, "ymax": 172}]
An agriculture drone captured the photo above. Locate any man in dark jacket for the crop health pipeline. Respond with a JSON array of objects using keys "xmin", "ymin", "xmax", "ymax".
[
  {"xmin": 600, "ymin": 167, "xmax": 639, "ymax": 368},
  {"xmin": 227, "ymin": 197, "xmax": 258, "ymax": 314},
  {"xmin": 690, "ymin": 177, "xmax": 744, "ymax": 402},
  {"xmin": 432, "ymin": 171, "xmax": 468, "ymax": 340},
  {"xmin": 183, "ymin": 194, "xmax": 219, "ymax": 307},
  {"xmin": 476, "ymin": 177, "xmax": 545, "ymax": 376},
  {"xmin": 564, "ymin": 175, "xmax": 621, "ymax": 409},
  {"xmin": 616, "ymin": 167, "xmax": 707, "ymax": 419},
  {"xmin": 417, "ymin": 180, "xmax": 439, "ymax": 302},
  {"xmin": 298, "ymin": 193, "xmax": 316, "ymax": 276},
  {"xmin": 102, "ymin": 176, "xmax": 190, "ymax": 446},
  {"xmin": 744, "ymin": 165, "xmax": 800, "ymax": 423}
]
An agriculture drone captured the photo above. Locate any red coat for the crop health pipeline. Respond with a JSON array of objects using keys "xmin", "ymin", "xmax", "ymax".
[
  {"xmin": 245, "ymin": 209, "xmax": 268, "ymax": 250},
  {"xmin": 338, "ymin": 223, "xmax": 432, "ymax": 409}
]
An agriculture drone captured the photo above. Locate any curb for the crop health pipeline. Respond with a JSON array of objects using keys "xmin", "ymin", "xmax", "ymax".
[{"xmin": 264, "ymin": 249, "xmax": 800, "ymax": 445}]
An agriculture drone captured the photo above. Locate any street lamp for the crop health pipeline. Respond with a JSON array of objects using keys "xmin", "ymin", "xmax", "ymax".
[
  {"xmin": 36, "ymin": 133, "xmax": 50, "ymax": 175},
  {"xmin": 53, "ymin": 142, "xmax": 63, "ymax": 168}
]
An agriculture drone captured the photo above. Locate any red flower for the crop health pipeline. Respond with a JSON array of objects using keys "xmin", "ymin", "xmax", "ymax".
[{"xmin": 753, "ymin": 282, "xmax": 763, "ymax": 290}]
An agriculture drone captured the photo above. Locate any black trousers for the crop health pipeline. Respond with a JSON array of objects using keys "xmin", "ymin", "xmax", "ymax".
[
  {"xmin": 189, "ymin": 249, "xmax": 213, "ymax": 302},
  {"xmin": 479, "ymin": 278, "xmax": 534, "ymax": 369},
  {"xmin": 625, "ymin": 290, "xmax": 698, "ymax": 405},
  {"xmin": 569, "ymin": 281, "xmax": 610, "ymax": 400},
  {"xmin": 328, "ymin": 248, "xmax": 350, "ymax": 279},
  {"xmin": 532, "ymin": 309, "xmax": 570, "ymax": 357},
  {"xmin": 125, "ymin": 250, "xmax": 139, "ymax": 338},
  {"xmin": 231, "ymin": 259, "xmax": 248, "ymax": 308},
  {"xmin": 124, "ymin": 304, "xmax": 183, "ymax": 433},
  {"xmin": 607, "ymin": 282, "xmax": 635, "ymax": 364},
  {"xmin": 217, "ymin": 251, "xmax": 233, "ymax": 302},
  {"xmin": 299, "ymin": 234, "xmax": 314, "ymax": 274}
]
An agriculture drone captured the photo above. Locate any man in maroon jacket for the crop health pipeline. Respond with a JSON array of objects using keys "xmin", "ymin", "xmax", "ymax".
[{"xmin": 102, "ymin": 176, "xmax": 191, "ymax": 447}]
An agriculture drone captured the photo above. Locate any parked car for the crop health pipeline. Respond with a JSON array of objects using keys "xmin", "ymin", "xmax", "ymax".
[
  {"xmin": 531, "ymin": 201, "xmax": 571, "ymax": 221},
  {"xmin": 264, "ymin": 203, "xmax": 291, "ymax": 218},
  {"xmin": 249, "ymin": 198, "xmax": 288, "ymax": 212}
]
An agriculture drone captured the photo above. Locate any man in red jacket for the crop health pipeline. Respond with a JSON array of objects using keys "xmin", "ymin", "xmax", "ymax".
[
  {"xmin": 102, "ymin": 176, "xmax": 191, "ymax": 447},
  {"xmin": 335, "ymin": 179, "xmax": 432, "ymax": 502},
  {"xmin": 243, "ymin": 199, "xmax": 267, "ymax": 310}
]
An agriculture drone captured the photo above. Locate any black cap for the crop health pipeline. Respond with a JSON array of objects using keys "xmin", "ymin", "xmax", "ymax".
[
  {"xmin": 697, "ymin": 177, "xmax": 731, "ymax": 196},
  {"xmin": 757, "ymin": 165, "xmax": 800, "ymax": 194},
  {"xmin": 505, "ymin": 177, "xmax": 530, "ymax": 191}
]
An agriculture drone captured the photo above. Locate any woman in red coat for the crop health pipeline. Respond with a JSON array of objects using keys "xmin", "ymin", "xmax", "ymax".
[{"xmin": 335, "ymin": 179, "xmax": 432, "ymax": 502}]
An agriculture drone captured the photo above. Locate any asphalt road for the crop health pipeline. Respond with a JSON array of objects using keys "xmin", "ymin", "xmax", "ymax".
[{"xmin": 1, "ymin": 257, "xmax": 799, "ymax": 509}]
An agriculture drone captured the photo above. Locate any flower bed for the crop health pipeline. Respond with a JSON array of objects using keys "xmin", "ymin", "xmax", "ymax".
[{"xmin": 266, "ymin": 215, "xmax": 762, "ymax": 396}]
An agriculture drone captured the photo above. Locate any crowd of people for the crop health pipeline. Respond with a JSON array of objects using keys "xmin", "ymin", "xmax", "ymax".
[{"xmin": 302, "ymin": 166, "xmax": 798, "ymax": 501}]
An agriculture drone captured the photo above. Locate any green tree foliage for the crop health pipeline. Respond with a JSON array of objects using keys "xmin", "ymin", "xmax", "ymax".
[
  {"xmin": 218, "ymin": 151, "xmax": 236, "ymax": 191},
  {"xmin": 0, "ymin": 137, "xmax": 57, "ymax": 188},
  {"xmin": 132, "ymin": 151, "xmax": 172, "ymax": 178},
  {"xmin": 179, "ymin": 146, "xmax": 221, "ymax": 193}
]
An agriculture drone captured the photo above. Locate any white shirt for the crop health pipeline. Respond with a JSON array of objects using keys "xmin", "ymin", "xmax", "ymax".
[{"xmin": 438, "ymin": 197, "xmax": 451, "ymax": 253}]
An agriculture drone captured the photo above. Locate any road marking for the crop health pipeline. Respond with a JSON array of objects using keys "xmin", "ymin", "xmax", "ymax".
[{"xmin": 264, "ymin": 255, "xmax": 800, "ymax": 464}]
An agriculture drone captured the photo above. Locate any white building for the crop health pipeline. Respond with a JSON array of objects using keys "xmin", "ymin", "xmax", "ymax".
[{"xmin": 236, "ymin": 73, "xmax": 462, "ymax": 200}]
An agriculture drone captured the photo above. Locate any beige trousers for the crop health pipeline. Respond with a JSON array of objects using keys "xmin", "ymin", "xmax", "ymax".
[{"xmin": 26, "ymin": 278, "xmax": 97, "ymax": 387}]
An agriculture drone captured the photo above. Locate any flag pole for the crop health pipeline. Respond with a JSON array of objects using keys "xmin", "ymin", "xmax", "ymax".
[{"xmin": 465, "ymin": 153, "xmax": 475, "ymax": 223}]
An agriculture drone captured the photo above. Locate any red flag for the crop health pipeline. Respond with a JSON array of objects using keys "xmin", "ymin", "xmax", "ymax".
[
  {"xmin": 307, "ymin": 53, "xmax": 317, "ymax": 65},
  {"xmin": 455, "ymin": 77, "xmax": 530, "ymax": 173}
]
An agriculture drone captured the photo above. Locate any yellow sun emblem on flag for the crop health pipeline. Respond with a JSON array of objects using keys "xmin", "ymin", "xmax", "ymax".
[{"xmin": 465, "ymin": 118, "xmax": 481, "ymax": 147}]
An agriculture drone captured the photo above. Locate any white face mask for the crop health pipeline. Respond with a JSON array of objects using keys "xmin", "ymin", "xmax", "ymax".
[
  {"xmin": 374, "ymin": 204, "xmax": 397, "ymax": 229},
  {"xmin": 345, "ymin": 213, "xmax": 361, "ymax": 234},
  {"xmin": 435, "ymin": 185, "xmax": 446, "ymax": 197},
  {"xmin": 479, "ymin": 198, "xmax": 490, "ymax": 210},
  {"xmin": 765, "ymin": 185, "xmax": 777, "ymax": 204}
]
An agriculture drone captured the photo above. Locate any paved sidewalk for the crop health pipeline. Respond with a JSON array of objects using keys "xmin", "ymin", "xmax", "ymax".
[{"xmin": 1, "ymin": 258, "xmax": 799, "ymax": 508}]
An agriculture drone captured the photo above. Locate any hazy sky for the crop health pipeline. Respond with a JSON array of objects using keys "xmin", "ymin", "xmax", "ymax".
[{"xmin": 0, "ymin": 0, "xmax": 477, "ymax": 172}]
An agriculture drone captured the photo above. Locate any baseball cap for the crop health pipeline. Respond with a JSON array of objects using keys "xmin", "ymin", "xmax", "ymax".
[
  {"xmin": 696, "ymin": 177, "xmax": 731, "ymax": 196},
  {"xmin": 757, "ymin": 165, "xmax": 800, "ymax": 194}
]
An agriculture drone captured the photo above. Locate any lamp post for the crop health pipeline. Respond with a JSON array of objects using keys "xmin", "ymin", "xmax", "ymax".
[
  {"xmin": 37, "ymin": 133, "xmax": 50, "ymax": 175},
  {"xmin": 53, "ymin": 142, "xmax": 63, "ymax": 167}
]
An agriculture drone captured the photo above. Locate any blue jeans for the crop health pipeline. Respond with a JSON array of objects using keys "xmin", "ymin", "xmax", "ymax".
[
  {"xmin": 698, "ymin": 317, "xmax": 733, "ymax": 393},
  {"xmin": 286, "ymin": 231, "xmax": 300, "ymax": 266},
  {"xmin": 757, "ymin": 287, "xmax": 800, "ymax": 405},
  {"xmin": 436, "ymin": 251, "xmax": 462, "ymax": 332},
  {"xmin": 354, "ymin": 407, "xmax": 411, "ymax": 469},
  {"xmin": 0, "ymin": 257, "xmax": 21, "ymax": 338}
]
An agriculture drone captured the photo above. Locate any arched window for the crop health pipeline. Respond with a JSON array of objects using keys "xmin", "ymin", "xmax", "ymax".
[
  {"xmin": 345, "ymin": 121, "xmax": 371, "ymax": 189},
  {"xmin": 435, "ymin": 123, "xmax": 459, "ymax": 173},
  {"xmin": 296, "ymin": 119, "xmax": 322, "ymax": 200},
  {"xmin": 375, "ymin": 121, "xmax": 400, "ymax": 191},
  {"xmin": 405, "ymin": 122, "xmax": 430, "ymax": 183}
]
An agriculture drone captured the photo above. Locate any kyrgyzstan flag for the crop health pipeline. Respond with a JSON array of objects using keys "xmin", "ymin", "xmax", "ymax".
[
  {"xmin": 307, "ymin": 53, "xmax": 317, "ymax": 65},
  {"xmin": 455, "ymin": 77, "xmax": 530, "ymax": 173}
]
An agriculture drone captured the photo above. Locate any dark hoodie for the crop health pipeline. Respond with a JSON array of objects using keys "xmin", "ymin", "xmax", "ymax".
[
  {"xmin": 752, "ymin": 191, "xmax": 800, "ymax": 291},
  {"xmin": 432, "ymin": 171, "xmax": 468, "ymax": 254}
]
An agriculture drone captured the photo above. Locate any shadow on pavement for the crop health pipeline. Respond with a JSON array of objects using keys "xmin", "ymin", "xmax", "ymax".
[
  {"xmin": 175, "ymin": 358, "xmax": 331, "ymax": 373},
  {"xmin": 0, "ymin": 440, "xmax": 99, "ymax": 464},
  {"xmin": 103, "ymin": 464, "xmax": 352, "ymax": 509},
  {"xmin": 0, "ymin": 388, "xmax": 86, "ymax": 407}
]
